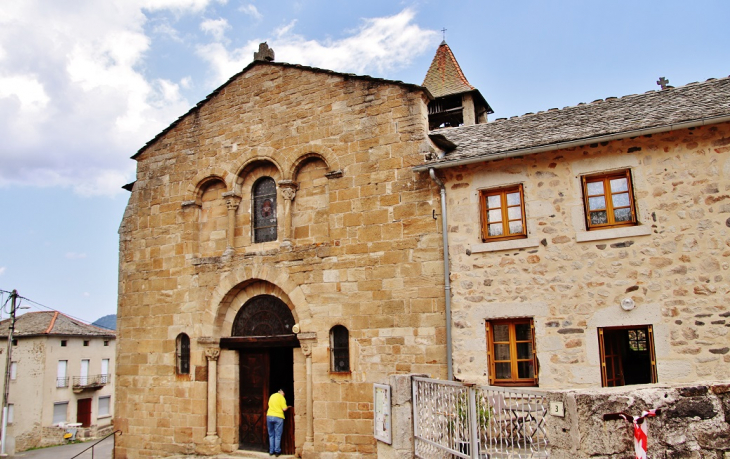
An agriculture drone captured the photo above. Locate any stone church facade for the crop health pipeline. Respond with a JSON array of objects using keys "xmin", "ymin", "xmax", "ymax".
[{"xmin": 116, "ymin": 45, "xmax": 448, "ymax": 458}]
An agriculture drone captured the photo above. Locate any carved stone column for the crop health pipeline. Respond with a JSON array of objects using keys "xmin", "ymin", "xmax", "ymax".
[
  {"xmin": 200, "ymin": 348, "xmax": 221, "ymax": 454},
  {"xmin": 278, "ymin": 180, "xmax": 297, "ymax": 246},
  {"xmin": 222, "ymin": 192, "xmax": 241, "ymax": 252},
  {"xmin": 297, "ymin": 332, "xmax": 316, "ymax": 447}
]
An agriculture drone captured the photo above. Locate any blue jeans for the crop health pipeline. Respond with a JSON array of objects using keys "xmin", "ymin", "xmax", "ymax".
[{"xmin": 267, "ymin": 415, "xmax": 284, "ymax": 454}]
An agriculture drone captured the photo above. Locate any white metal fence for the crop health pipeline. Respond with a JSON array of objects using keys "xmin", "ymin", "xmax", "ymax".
[{"xmin": 413, "ymin": 377, "xmax": 549, "ymax": 458}]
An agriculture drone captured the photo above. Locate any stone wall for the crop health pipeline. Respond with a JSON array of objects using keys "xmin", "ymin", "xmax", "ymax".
[
  {"xmin": 547, "ymin": 382, "xmax": 730, "ymax": 458},
  {"xmin": 117, "ymin": 63, "xmax": 447, "ymax": 458},
  {"xmin": 378, "ymin": 375, "xmax": 730, "ymax": 458},
  {"xmin": 441, "ymin": 121, "xmax": 730, "ymax": 388}
]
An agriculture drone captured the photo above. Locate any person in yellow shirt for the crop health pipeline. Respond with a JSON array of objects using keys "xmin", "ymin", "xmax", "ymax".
[{"xmin": 266, "ymin": 388, "xmax": 288, "ymax": 456}]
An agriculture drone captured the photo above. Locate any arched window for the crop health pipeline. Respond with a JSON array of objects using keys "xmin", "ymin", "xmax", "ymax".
[
  {"xmin": 252, "ymin": 177, "xmax": 277, "ymax": 243},
  {"xmin": 176, "ymin": 333, "xmax": 190, "ymax": 375},
  {"xmin": 329, "ymin": 325, "xmax": 349, "ymax": 373}
]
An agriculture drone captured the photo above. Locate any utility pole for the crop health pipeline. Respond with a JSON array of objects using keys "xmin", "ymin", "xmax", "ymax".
[{"xmin": 0, "ymin": 290, "xmax": 18, "ymax": 456}]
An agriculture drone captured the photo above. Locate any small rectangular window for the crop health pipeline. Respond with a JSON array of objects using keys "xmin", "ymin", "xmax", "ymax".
[
  {"xmin": 9, "ymin": 362, "xmax": 17, "ymax": 381},
  {"xmin": 83, "ymin": 340, "xmax": 90, "ymax": 347},
  {"xmin": 103, "ymin": 340, "xmax": 109, "ymax": 346},
  {"xmin": 98, "ymin": 396, "xmax": 111, "ymax": 417},
  {"xmin": 61, "ymin": 340, "xmax": 67, "ymax": 347},
  {"xmin": 53, "ymin": 402, "xmax": 68, "ymax": 425},
  {"xmin": 582, "ymin": 170, "xmax": 637, "ymax": 230},
  {"xmin": 11, "ymin": 339, "xmax": 17, "ymax": 346},
  {"xmin": 7, "ymin": 404, "xmax": 13, "ymax": 424},
  {"xmin": 479, "ymin": 185, "xmax": 527, "ymax": 242},
  {"xmin": 485, "ymin": 318, "xmax": 537, "ymax": 386}
]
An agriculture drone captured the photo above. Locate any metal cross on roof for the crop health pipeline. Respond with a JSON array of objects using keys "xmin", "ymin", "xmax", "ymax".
[
  {"xmin": 441, "ymin": 28, "xmax": 447, "ymax": 41},
  {"xmin": 657, "ymin": 77, "xmax": 669, "ymax": 90}
]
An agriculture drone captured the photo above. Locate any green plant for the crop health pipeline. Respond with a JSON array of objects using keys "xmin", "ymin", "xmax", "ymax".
[{"xmin": 448, "ymin": 392, "xmax": 493, "ymax": 442}]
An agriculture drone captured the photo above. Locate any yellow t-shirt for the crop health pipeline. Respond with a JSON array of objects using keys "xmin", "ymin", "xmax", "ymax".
[{"xmin": 267, "ymin": 392, "xmax": 287, "ymax": 419}]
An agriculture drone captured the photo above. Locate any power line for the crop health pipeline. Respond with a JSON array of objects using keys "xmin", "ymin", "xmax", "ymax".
[{"xmin": 0, "ymin": 288, "xmax": 100, "ymax": 326}]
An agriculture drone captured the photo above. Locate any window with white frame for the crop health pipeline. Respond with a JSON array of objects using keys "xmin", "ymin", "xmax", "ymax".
[
  {"xmin": 98, "ymin": 396, "xmax": 111, "ymax": 417},
  {"xmin": 9, "ymin": 362, "xmax": 17, "ymax": 381},
  {"xmin": 57, "ymin": 360, "xmax": 68, "ymax": 388},
  {"xmin": 53, "ymin": 402, "xmax": 68, "ymax": 425},
  {"xmin": 101, "ymin": 359, "xmax": 110, "ymax": 384}
]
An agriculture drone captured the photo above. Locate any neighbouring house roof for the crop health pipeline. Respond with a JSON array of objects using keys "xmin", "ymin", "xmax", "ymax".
[
  {"xmin": 416, "ymin": 76, "xmax": 730, "ymax": 171},
  {"xmin": 0, "ymin": 311, "xmax": 116, "ymax": 339},
  {"xmin": 132, "ymin": 60, "xmax": 433, "ymax": 160}
]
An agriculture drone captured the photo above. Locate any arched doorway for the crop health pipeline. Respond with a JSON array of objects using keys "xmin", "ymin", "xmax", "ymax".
[{"xmin": 220, "ymin": 295, "xmax": 298, "ymax": 454}]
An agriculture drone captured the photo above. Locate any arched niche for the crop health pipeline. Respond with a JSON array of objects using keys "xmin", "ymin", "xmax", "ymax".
[
  {"xmin": 198, "ymin": 178, "xmax": 228, "ymax": 257},
  {"xmin": 292, "ymin": 156, "xmax": 330, "ymax": 244}
]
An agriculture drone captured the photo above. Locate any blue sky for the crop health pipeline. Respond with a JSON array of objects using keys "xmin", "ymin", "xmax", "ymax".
[{"xmin": 1, "ymin": 0, "xmax": 729, "ymax": 323}]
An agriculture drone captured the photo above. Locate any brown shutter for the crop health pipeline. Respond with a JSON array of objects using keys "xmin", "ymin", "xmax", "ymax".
[
  {"xmin": 647, "ymin": 325, "xmax": 658, "ymax": 383},
  {"xmin": 598, "ymin": 328, "xmax": 607, "ymax": 387},
  {"xmin": 485, "ymin": 321, "xmax": 494, "ymax": 385}
]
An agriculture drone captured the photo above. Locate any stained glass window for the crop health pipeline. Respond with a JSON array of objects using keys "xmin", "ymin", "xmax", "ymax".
[{"xmin": 253, "ymin": 177, "xmax": 277, "ymax": 243}]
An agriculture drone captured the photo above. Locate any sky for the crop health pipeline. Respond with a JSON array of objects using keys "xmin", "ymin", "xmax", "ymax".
[{"xmin": 1, "ymin": 0, "xmax": 729, "ymax": 323}]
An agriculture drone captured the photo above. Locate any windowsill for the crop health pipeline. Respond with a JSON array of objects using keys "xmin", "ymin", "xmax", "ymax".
[
  {"xmin": 97, "ymin": 415, "xmax": 112, "ymax": 420},
  {"xmin": 575, "ymin": 225, "xmax": 651, "ymax": 243},
  {"xmin": 328, "ymin": 371, "xmax": 352, "ymax": 380},
  {"xmin": 470, "ymin": 237, "xmax": 540, "ymax": 254}
]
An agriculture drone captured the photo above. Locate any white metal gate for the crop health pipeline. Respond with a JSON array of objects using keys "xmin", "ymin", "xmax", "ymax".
[{"xmin": 412, "ymin": 377, "xmax": 549, "ymax": 458}]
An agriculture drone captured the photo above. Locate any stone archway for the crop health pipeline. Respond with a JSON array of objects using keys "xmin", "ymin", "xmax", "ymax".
[{"xmin": 222, "ymin": 294, "xmax": 298, "ymax": 454}]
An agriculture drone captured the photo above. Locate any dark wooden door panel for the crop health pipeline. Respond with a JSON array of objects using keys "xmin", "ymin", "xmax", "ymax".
[{"xmin": 239, "ymin": 352, "xmax": 269, "ymax": 450}]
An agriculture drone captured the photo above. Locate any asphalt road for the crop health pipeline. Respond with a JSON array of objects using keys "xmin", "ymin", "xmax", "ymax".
[{"xmin": 8, "ymin": 438, "xmax": 113, "ymax": 459}]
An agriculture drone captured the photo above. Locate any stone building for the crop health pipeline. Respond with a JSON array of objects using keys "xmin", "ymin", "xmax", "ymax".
[
  {"xmin": 0, "ymin": 311, "xmax": 115, "ymax": 453},
  {"xmin": 416, "ymin": 75, "xmax": 730, "ymax": 389},
  {"xmin": 116, "ymin": 43, "xmax": 448, "ymax": 458}
]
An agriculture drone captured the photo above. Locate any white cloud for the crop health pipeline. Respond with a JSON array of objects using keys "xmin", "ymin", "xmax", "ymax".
[
  {"xmin": 0, "ymin": 0, "xmax": 214, "ymax": 196},
  {"xmin": 201, "ymin": 18, "xmax": 231, "ymax": 42},
  {"xmin": 197, "ymin": 9, "xmax": 438, "ymax": 86},
  {"xmin": 65, "ymin": 252, "xmax": 88, "ymax": 259},
  {"xmin": 83, "ymin": 292, "xmax": 91, "ymax": 297},
  {"xmin": 0, "ymin": 3, "xmax": 436, "ymax": 197},
  {"xmin": 239, "ymin": 4, "xmax": 262, "ymax": 21},
  {"xmin": 0, "ymin": 267, "xmax": 5, "ymax": 276}
]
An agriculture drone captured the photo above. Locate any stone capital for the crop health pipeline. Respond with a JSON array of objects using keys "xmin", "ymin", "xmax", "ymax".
[
  {"xmin": 298, "ymin": 332, "xmax": 316, "ymax": 357},
  {"xmin": 222, "ymin": 192, "xmax": 241, "ymax": 211},
  {"xmin": 278, "ymin": 180, "xmax": 298, "ymax": 201},
  {"xmin": 205, "ymin": 348, "xmax": 220, "ymax": 361}
]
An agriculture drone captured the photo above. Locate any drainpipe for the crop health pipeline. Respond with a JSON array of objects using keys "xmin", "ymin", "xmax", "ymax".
[{"xmin": 429, "ymin": 169, "xmax": 453, "ymax": 381}]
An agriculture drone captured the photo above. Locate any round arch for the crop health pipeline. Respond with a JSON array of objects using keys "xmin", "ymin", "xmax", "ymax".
[{"xmin": 231, "ymin": 294, "xmax": 295, "ymax": 337}]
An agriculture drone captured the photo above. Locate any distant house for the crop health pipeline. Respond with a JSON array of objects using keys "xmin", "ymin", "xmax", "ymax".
[{"xmin": 0, "ymin": 311, "xmax": 116, "ymax": 453}]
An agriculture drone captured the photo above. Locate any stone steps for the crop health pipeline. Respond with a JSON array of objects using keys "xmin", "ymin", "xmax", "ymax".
[{"xmin": 170, "ymin": 450, "xmax": 295, "ymax": 459}]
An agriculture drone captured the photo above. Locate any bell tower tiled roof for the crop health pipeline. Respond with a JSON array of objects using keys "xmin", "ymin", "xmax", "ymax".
[{"xmin": 422, "ymin": 41, "xmax": 476, "ymax": 98}]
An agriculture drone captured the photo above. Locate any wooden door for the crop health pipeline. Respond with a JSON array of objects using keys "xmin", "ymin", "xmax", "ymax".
[
  {"xmin": 239, "ymin": 352, "xmax": 269, "ymax": 451},
  {"xmin": 77, "ymin": 398, "xmax": 92, "ymax": 427}
]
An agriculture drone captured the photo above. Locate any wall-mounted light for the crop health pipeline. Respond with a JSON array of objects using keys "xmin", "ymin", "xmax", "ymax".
[{"xmin": 621, "ymin": 298, "xmax": 635, "ymax": 311}]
